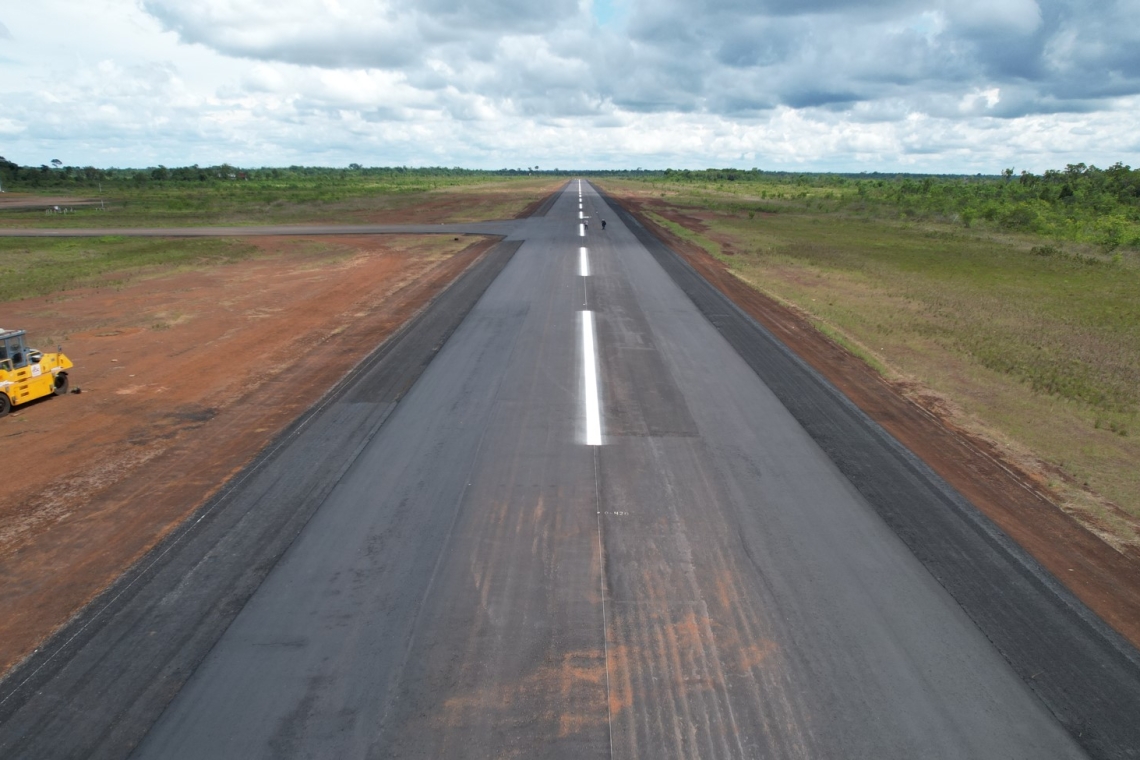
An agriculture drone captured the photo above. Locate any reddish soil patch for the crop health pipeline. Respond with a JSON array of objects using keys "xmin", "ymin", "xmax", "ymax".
[
  {"xmin": 0, "ymin": 234, "xmax": 495, "ymax": 673},
  {"xmin": 612, "ymin": 194, "xmax": 1140, "ymax": 649}
]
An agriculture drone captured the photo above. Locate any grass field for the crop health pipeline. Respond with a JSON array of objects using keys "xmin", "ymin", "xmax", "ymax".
[
  {"xmin": 0, "ymin": 172, "xmax": 562, "ymax": 228},
  {"xmin": 0, "ymin": 237, "xmax": 261, "ymax": 303},
  {"xmin": 597, "ymin": 176, "xmax": 1140, "ymax": 547},
  {"xmin": 0, "ymin": 171, "xmax": 562, "ymax": 311},
  {"xmin": 618, "ymin": 165, "xmax": 1140, "ymax": 250}
]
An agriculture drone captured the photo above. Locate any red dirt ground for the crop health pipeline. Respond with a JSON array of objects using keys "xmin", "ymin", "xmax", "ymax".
[
  {"xmin": 612, "ymin": 194, "xmax": 1140, "ymax": 650},
  {"xmin": 0, "ymin": 234, "xmax": 495, "ymax": 674}
]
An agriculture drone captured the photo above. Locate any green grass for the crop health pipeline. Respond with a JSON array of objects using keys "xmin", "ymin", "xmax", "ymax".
[
  {"xmin": 0, "ymin": 237, "xmax": 259, "ymax": 302},
  {"xmin": 643, "ymin": 209, "xmax": 723, "ymax": 260},
  {"xmin": 601, "ymin": 163, "xmax": 1140, "ymax": 251},
  {"xmin": 0, "ymin": 171, "xmax": 564, "ymax": 306},
  {"xmin": 0, "ymin": 173, "xmax": 562, "ymax": 229},
  {"xmin": 599, "ymin": 177, "xmax": 1140, "ymax": 539}
]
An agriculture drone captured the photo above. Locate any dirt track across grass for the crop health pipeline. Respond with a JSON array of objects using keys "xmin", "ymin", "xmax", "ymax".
[
  {"xmin": 0, "ymin": 234, "xmax": 495, "ymax": 674},
  {"xmin": 0, "ymin": 195, "xmax": 101, "ymax": 210},
  {"xmin": 608, "ymin": 192, "xmax": 1140, "ymax": 650}
]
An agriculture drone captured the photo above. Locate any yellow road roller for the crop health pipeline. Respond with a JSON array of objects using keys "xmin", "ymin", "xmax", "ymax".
[{"xmin": 0, "ymin": 328, "xmax": 73, "ymax": 417}]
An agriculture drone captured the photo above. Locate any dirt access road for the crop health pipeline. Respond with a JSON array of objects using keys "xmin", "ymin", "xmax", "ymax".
[
  {"xmin": 0, "ymin": 233, "xmax": 497, "ymax": 674},
  {"xmin": 0, "ymin": 195, "xmax": 100, "ymax": 210}
]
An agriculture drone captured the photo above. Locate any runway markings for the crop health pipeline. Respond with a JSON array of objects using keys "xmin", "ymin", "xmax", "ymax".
[
  {"xmin": 578, "ymin": 182, "xmax": 600, "ymax": 446},
  {"xmin": 581, "ymin": 310, "xmax": 602, "ymax": 446}
]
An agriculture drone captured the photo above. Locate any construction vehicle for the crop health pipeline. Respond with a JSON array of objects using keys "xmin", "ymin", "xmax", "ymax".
[{"xmin": 0, "ymin": 328, "xmax": 72, "ymax": 417}]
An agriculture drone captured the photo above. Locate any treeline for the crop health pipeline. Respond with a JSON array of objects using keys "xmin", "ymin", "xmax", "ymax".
[
  {"xmin": 3, "ymin": 157, "xmax": 1136, "ymax": 247},
  {"xmin": 0, "ymin": 159, "xmax": 567, "ymax": 189},
  {"xmin": 644, "ymin": 164, "xmax": 1140, "ymax": 250}
]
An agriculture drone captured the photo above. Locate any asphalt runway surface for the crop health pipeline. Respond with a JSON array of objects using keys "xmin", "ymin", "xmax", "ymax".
[{"xmin": 1, "ymin": 182, "xmax": 1139, "ymax": 759}]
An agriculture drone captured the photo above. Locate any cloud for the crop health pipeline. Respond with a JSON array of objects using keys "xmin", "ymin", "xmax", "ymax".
[
  {"xmin": 946, "ymin": 0, "xmax": 1042, "ymax": 35},
  {"xmin": 1, "ymin": 0, "xmax": 1138, "ymax": 171},
  {"xmin": 0, "ymin": 20, "xmax": 11, "ymax": 40},
  {"xmin": 141, "ymin": 0, "xmax": 579, "ymax": 69},
  {"xmin": 136, "ymin": 0, "xmax": 1140, "ymax": 127}
]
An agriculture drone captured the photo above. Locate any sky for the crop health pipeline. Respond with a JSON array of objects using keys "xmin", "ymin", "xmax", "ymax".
[{"xmin": 1, "ymin": 0, "xmax": 1139, "ymax": 172}]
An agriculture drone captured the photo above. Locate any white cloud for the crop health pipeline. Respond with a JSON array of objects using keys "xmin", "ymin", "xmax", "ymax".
[
  {"xmin": 959, "ymin": 87, "xmax": 1002, "ymax": 113},
  {"xmin": 0, "ymin": 0, "xmax": 1137, "ymax": 171}
]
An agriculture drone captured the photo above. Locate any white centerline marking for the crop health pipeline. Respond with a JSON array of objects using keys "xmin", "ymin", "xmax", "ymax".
[
  {"xmin": 582, "ymin": 311, "xmax": 602, "ymax": 446},
  {"xmin": 579, "ymin": 211, "xmax": 584, "ymax": 219},
  {"xmin": 580, "ymin": 246, "xmax": 589, "ymax": 277},
  {"xmin": 579, "ymin": 223, "xmax": 585, "ymax": 237}
]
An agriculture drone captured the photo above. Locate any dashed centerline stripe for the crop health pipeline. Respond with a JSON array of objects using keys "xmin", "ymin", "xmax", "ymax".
[
  {"xmin": 578, "ymin": 182, "xmax": 600, "ymax": 446},
  {"xmin": 581, "ymin": 310, "xmax": 602, "ymax": 446}
]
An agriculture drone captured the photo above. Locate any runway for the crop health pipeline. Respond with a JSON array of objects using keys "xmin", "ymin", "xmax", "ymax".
[{"xmin": 2, "ymin": 181, "xmax": 1138, "ymax": 759}]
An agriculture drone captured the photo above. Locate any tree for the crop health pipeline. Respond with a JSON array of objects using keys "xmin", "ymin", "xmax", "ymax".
[{"xmin": 50, "ymin": 159, "xmax": 62, "ymax": 169}]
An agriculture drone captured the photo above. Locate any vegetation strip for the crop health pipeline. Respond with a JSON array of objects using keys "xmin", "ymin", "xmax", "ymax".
[{"xmin": 0, "ymin": 166, "xmax": 566, "ymax": 229}]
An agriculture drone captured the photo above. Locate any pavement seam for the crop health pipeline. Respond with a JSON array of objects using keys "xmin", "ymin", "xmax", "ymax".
[{"xmin": 593, "ymin": 444, "xmax": 616, "ymax": 760}]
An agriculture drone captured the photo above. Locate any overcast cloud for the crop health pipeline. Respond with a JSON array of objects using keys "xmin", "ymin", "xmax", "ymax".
[{"xmin": 1, "ymin": 0, "xmax": 1138, "ymax": 170}]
